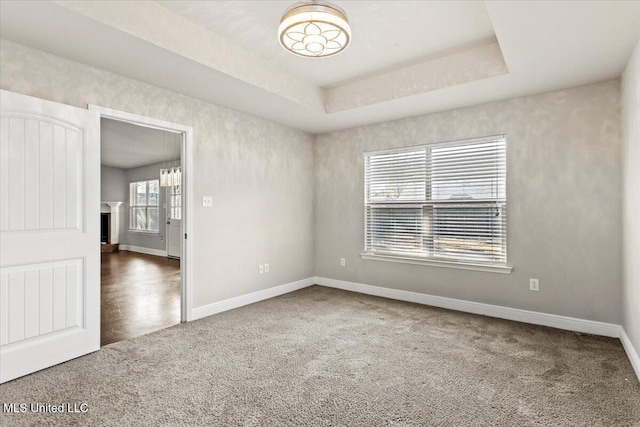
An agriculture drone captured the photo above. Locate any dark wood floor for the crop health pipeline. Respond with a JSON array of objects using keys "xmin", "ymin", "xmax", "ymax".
[{"xmin": 101, "ymin": 251, "xmax": 180, "ymax": 346}]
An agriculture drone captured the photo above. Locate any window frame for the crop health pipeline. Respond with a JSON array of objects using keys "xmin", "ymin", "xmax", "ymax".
[
  {"xmin": 168, "ymin": 179, "xmax": 182, "ymax": 221},
  {"xmin": 361, "ymin": 135, "xmax": 512, "ymax": 274},
  {"xmin": 129, "ymin": 179, "xmax": 160, "ymax": 233}
]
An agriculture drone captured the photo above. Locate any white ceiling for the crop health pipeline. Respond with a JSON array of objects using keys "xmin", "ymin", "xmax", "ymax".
[
  {"xmin": 157, "ymin": 0, "xmax": 497, "ymax": 88},
  {"xmin": 101, "ymin": 119, "xmax": 181, "ymax": 170},
  {"xmin": 1, "ymin": 1, "xmax": 639, "ymax": 134}
]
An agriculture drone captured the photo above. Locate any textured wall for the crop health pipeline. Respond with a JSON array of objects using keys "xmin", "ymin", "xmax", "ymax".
[
  {"xmin": 0, "ymin": 38, "xmax": 627, "ymax": 327},
  {"xmin": 100, "ymin": 164, "xmax": 128, "ymax": 244},
  {"xmin": 622, "ymin": 40, "xmax": 640, "ymax": 354},
  {"xmin": 0, "ymin": 40, "xmax": 315, "ymax": 309},
  {"xmin": 315, "ymin": 81, "xmax": 622, "ymax": 324}
]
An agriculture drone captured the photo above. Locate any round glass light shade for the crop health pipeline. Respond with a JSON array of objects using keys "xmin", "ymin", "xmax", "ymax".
[{"xmin": 278, "ymin": 1, "xmax": 351, "ymax": 58}]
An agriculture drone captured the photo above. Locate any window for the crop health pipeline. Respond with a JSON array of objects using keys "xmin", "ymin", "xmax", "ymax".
[
  {"xmin": 129, "ymin": 179, "xmax": 160, "ymax": 232},
  {"xmin": 364, "ymin": 135, "xmax": 507, "ymax": 266},
  {"xmin": 167, "ymin": 167, "xmax": 182, "ymax": 220},
  {"xmin": 169, "ymin": 183, "xmax": 182, "ymax": 220}
]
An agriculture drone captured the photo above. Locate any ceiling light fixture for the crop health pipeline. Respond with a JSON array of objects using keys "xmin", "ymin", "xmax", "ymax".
[{"xmin": 278, "ymin": 1, "xmax": 351, "ymax": 58}]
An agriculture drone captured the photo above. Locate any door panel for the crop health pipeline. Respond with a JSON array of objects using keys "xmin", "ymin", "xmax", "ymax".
[
  {"xmin": 0, "ymin": 117, "xmax": 83, "ymax": 233},
  {"xmin": 0, "ymin": 259, "xmax": 83, "ymax": 345},
  {"xmin": 166, "ymin": 183, "xmax": 182, "ymax": 259},
  {"xmin": 0, "ymin": 90, "xmax": 99, "ymax": 383},
  {"xmin": 167, "ymin": 218, "xmax": 181, "ymax": 258}
]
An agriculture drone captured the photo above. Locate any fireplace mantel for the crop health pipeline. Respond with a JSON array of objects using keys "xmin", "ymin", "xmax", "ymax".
[{"xmin": 101, "ymin": 201, "xmax": 123, "ymax": 244}]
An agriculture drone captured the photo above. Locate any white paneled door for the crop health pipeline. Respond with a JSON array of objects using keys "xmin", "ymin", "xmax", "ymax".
[
  {"xmin": 167, "ymin": 218, "xmax": 181, "ymax": 259},
  {"xmin": 0, "ymin": 90, "xmax": 100, "ymax": 383},
  {"xmin": 166, "ymin": 181, "xmax": 182, "ymax": 259}
]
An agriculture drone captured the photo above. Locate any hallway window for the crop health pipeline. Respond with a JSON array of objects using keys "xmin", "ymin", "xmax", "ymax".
[{"xmin": 130, "ymin": 179, "xmax": 160, "ymax": 232}]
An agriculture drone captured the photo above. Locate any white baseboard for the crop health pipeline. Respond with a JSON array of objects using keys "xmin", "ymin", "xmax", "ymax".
[
  {"xmin": 185, "ymin": 275, "xmax": 637, "ymax": 382},
  {"xmin": 620, "ymin": 328, "xmax": 640, "ymax": 382},
  {"xmin": 120, "ymin": 245, "xmax": 167, "ymax": 257},
  {"xmin": 314, "ymin": 277, "xmax": 622, "ymax": 338},
  {"xmin": 191, "ymin": 277, "xmax": 315, "ymax": 321}
]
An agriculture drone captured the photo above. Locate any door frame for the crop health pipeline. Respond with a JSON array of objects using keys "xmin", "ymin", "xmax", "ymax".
[{"xmin": 89, "ymin": 105, "xmax": 194, "ymax": 322}]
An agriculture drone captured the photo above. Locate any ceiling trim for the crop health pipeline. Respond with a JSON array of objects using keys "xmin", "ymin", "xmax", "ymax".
[
  {"xmin": 53, "ymin": 0, "xmax": 325, "ymax": 111},
  {"xmin": 325, "ymin": 40, "xmax": 508, "ymax": 113},
  {"xmin": 1, "ymin": 1, "xmax": 638, "ymax": 134},
  {"xmin": 52, "ymin": 0, "xmax": 509, "ymax": 114}
]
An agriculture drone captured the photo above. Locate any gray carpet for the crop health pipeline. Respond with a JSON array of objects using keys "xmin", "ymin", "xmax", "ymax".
[{"xmin": 1, "ymin": 285, "xmax": 639, "ymax": 426}]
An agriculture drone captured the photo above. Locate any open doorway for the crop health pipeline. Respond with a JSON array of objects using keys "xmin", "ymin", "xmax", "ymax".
[{"xmin": 92, "ymin": 106, "xmax": 193, "ymax": 346}]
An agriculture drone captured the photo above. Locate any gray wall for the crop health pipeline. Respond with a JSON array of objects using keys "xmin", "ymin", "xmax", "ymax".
[
  {"xmin": 100, "ymin": 165, "xmax": 127, "ymax": 244},
  {"xmin": 1, "ymin": 39, "xmax": 628, "ymax": 328},
  {"xmin": 100, "ymin": 164, "xmax": 127, "ymax": 202},
  {"xmin": 314, "ymin": 81, "xmax": 622, "ymax": 324},
  {"xmin": 622, "ymin": 40, "xmax": 640, "ymax": 355},
  {"xmin": 124, "ymin": 159, "xmax": 179, "ymax": 252},
  {"xmin": 0, "ymin": 40, "xmax": 315, "ymax": 309}
]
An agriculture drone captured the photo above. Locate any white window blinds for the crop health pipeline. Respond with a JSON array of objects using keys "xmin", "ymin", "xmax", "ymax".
[{"xmin": 364, "ymin": 135, "xmax": 507, "ymax": 264}]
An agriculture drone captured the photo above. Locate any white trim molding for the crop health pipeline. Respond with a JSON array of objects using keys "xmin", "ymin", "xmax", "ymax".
[
  {"xmin": 179, "ymin": 274, "xmax": 638, "ymax": 382},
  {"xmin": 120, "ymin": 245, "xmax": 167, "ymax": 257},
  {"xmin": 101, "ymin": 201, "xmax": 123, "ymax": 244},
  {"xmin": 192, "ymin": 277, "xmax": 316, "ymax": 321},
  {"xmin": 314, "ymin": 277, "xmax": 621, "ymax": 338},
  {"xmin": 620, "ymin": 328, "xmax": 640, "ymax": 382},
  {"xmin": 89, "ymin": 104, "xmax": 194, "ymax": 323},
  {"xmin": 360, "ymin": 252, "xmax": 513, "ymax": 274}
]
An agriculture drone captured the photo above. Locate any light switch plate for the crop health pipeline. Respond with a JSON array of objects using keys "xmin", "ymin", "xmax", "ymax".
[{"xmin": 202, "ymin": 196, "xmax": 213, "ymax": 207}]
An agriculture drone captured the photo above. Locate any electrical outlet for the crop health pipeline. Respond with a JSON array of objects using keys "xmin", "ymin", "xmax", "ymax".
[
  {"xmin": 202, "ymin": 196, "xmax": 213, "ymax": 207},
  {"xmin": 264, "ymin": 263, "xmax": 269, "ymax": 273},
  {"xmin": 258, "ymin": 265, "xmax": 264, "ymax": 274},
  {"xmin": 529, "ymin": 278, "xmax": 539, "ymax": 291},
  {"xmin": 340, "ymin": 258, "xmax": 346, "ymax": 267}
]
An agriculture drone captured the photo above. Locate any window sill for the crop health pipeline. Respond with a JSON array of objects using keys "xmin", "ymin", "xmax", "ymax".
[
  {"xmin": 128, "ymin": 230, "xmax": 160, "ymax": 235},
  {"xmin": 359, "ymin": 252, "xmax": 513, "ymax": 274}
]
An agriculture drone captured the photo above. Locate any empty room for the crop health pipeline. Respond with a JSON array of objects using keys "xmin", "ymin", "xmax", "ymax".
[{"xmin": 0, "ymin": 1, "xmax": 639, "ymax": 426}]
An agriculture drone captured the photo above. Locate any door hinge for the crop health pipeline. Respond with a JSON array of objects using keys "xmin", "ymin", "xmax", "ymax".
[{"xmin": 184, "ymin": 233, "xmax": 187, "ymax": 239}]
